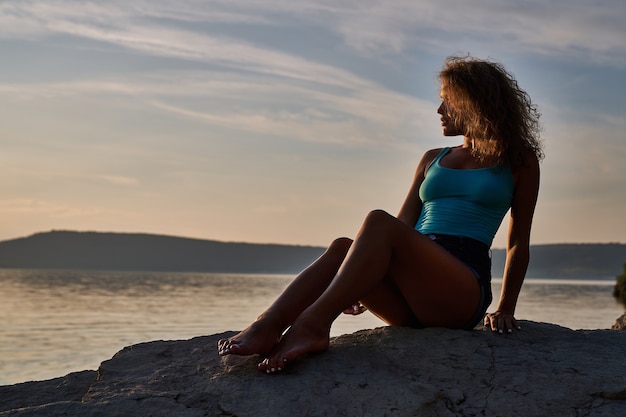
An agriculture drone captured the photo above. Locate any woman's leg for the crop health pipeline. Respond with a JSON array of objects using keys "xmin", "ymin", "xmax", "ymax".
[
  {"xmin": 218, "ymin": 237, "xmax": 353, "ymax": 356},
  {"xmin": 258, "ymin": 210, "xmax": 481, "ymax": 372}
]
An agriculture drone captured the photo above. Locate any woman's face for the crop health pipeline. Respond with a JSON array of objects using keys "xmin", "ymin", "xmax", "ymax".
[{"xmin": 437, "ymin": 86, "xmax": 465, "ymax": 137}]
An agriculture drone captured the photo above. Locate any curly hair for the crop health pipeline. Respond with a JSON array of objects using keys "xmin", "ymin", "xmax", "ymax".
[{"xmin": 439, "ymin": 55, "xmax": 544, "ymax": 168}]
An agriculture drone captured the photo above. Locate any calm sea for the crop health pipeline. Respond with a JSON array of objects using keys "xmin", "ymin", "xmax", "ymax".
[{"xmin": 0, "ymin": 269, "xmax": 623, "ymax": 386}]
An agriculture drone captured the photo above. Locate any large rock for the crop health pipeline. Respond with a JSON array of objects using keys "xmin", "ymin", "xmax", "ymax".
[{"xmin": 1, "ymin": 322, "xmax": 625, "ymax": 417}]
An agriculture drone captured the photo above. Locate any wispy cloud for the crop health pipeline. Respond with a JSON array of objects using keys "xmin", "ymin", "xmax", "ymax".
[
  {"xmin": 1, "ymin": 64, "xmax": 436, "ymax": 150},
  {"xmin": 328, "ymin": 1, "xmax": 626, "ymax": 66},
  {"xmin": 2, "ymin": 0, "xmax": 625, "ymax": 66},
  {"xmin": 2, "ymin": 0, "xmax": 440, "ymax": 148},
  {"xmin": 98, "ymin": 175, "xmax": 140, "ymax": 187},
  {"xmin": 0, "ymin": 198, "xmax": 103, "ymax": 218}
]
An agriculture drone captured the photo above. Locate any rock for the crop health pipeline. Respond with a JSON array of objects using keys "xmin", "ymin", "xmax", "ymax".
[
  {"xmin": 613, "ymin": 313, "xmax": 626, "ymax": 330},
  {"xmin": 613, "ymin": 263, "xmax": 626, "ymax": 306},
  {"xmin": 0, "ymin": 371, "xmax": 97, "ymax": 411},
  {"xmin": 1, "ymin": 321, "xmax": 625, "ymax": 417}
]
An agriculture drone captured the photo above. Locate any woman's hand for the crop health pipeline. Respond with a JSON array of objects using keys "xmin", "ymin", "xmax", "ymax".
[
  {"xmin": 484, "ymin": 311, "xmax": 521, "ymax": 334},
  {"xmin": 343, "ymin": 303, "xmax": 368, "ymax": 315}
]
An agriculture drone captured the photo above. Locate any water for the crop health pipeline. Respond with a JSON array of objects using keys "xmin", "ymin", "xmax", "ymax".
[{"xmin": 0, "ymin": 269, "xmax": 623, "ymax": 386}]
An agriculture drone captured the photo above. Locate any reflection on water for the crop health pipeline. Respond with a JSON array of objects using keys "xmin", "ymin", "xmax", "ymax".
[{"xmin": 0, "ymin": 269, "xmax": 623, "ymax": 385}]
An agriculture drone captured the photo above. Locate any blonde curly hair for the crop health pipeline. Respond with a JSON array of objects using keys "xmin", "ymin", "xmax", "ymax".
[{"xmin": 439, "ymin": 55, "xmax": 544, "ymax": 168}]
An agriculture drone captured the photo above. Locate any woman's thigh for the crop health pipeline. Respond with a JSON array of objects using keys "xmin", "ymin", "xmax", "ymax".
[
  {"xmin": 364, "ymin": 213, "xmax": 481, "ymax": 328},
  {"xmin": 360, "ymin": 279, "xmax": 419, "ymax": 326}
]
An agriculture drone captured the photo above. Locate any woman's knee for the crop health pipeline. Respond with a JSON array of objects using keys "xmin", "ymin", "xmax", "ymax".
[
  {"xmin": 362, "ymin": 209, "xmax": 395, "ymax": 232},
  {"xmin": 326, "ymin": 237, "xmax": 353, "ymax": 257},
  {"xmin": 366, "ymin": 209, "xmax": 393, "ymax": 222}
]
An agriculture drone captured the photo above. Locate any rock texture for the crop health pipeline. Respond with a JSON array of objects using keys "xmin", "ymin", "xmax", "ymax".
[
  {"xmin": 613, "ymin": 313, "xmax": 626, "ymax": 330},
  {"xmin": 1, "ymin": 322, "xmax": 625, "ymax": 417}
]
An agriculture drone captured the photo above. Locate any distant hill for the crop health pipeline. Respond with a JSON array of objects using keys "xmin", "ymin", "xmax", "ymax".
[
  {"xmin": 491, "ymin": 244, "xmax": 626, "ymax": 279},
  {"xmin": 0, "ymin": 231, "xmax": 624, "ymax": 279},
  {"xmin": 0, "ymin": 231, "xmax": 325, "ymax": 274}
]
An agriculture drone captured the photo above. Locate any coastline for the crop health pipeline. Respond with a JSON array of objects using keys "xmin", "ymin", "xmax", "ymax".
[{"xmin": 1, "ymin": 271, "xmax": 623, "ymax": 386}]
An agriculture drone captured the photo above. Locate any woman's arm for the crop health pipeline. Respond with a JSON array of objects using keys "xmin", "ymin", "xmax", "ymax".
[
  {"xmin": 396, "ymin": 148, "xmax": 441, "ymax": 227},
  {"xmin": 485, "ymin": 155, "xmax": 540, "ymax": 333}
]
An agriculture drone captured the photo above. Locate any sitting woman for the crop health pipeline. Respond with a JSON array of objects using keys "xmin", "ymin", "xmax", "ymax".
[{"xmin": 218, "ymin": 55, "xmax": 543, "ymax": 373}]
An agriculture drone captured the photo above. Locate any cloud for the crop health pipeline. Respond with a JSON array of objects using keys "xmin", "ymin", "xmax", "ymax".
[
  {"xmin": 2, "ymin": 0, "xmax": 625, "ymax": 67},
  {"xmin": 330, "ymin": 1, "xmax": 626, "ymax": 66},
  {"xmin": 0, "ymin": 198, "xmax": 103, "ymax": 218},
  {"xmin": 3, "ymin": 0, "xmax": 621, "ymax": 153},
  {"xmin": 99, "ymin": 175, "xmax": 140, "ymax": 187},
  {"xmin": 1, "ymin": 63, "xmax": 436, "ymax": 150},
  {"xmin": 144, "ymin": 73, "xmax": 435, "ymax": 149}
]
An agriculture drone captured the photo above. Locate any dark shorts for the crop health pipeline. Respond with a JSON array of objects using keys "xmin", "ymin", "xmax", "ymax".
[{"xmin": 426, "ymin": 233, "xmax": 493, "ymax": 330}]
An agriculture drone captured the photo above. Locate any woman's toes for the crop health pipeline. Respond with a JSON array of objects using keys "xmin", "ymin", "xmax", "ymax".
[
  {"xmin": 217, "ymin": 339, "xmax": 235, "ymax": 355},
  {"xmin": 257, "ymin": 357, "xmax": 269, "ymax": 372},
  {"xmin": 258, "ymin": 357, "xmax": 285, "ymax": 373}
]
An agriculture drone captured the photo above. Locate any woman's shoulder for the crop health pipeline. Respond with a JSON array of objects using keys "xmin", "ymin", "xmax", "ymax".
[
  {"xmin": 419, "ymin": 147, "xmax": 443, "ymax": 163},
  {"xmin": 422, "ymin": 147, "xmax": 448, "ymax": 161},
  {"xmin": 509, "ymin": 147, "xmax": 542, "ymax": 171},
  {"xmin": 416, "ymin": 147, "xmax": 448, "ymax": 176},
  {"xmin": 511, "ymin": 151, "xmax": 541, "ymax": 187},
  {"xmin": 510, "ymin": 151, "xmax": 540, "ymax": 174}
]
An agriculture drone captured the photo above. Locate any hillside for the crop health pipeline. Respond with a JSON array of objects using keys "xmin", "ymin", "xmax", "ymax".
[
  {"xmin": 0, "ymin": 231, "xmax": 325, "ymax": 274},
  {"xmin": 491, "ymin": 243, "xmax": 626, "ymax": 279},
  {"xmin": 0, "ymin": 231, "xmax": 625, "ymax": 278}
]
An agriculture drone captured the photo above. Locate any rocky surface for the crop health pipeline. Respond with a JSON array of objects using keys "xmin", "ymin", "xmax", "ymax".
[
  {"xmin": 613, "ymin": 313, "xmax": 626, "ymax": 330},
  {"xmin": 1, "ymin": 321, "xmax": 625, "ymax": 417}
]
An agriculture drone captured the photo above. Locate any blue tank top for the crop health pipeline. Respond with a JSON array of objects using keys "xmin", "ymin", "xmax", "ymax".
[{"xmin": 415, "ymin": 147, "xmax": 514, "ymax": 246}]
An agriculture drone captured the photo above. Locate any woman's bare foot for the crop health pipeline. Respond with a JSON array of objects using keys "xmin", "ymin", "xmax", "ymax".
[
  {"xmin": 217, "ymin": 315, "xmax": 284, "ymax": 356},
  {"xmin": 257, "ymin": 317, "xmax": 330, "ymax": 373}
]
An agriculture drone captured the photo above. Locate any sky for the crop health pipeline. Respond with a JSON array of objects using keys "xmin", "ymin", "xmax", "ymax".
[{"xmin": 1, "ymin": 0, "xmax": 625, "ymax": 249}]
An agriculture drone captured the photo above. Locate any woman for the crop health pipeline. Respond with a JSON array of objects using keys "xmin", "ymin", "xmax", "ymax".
[{"xmin": 218, "ymin": 55, "xmax": 543, "ymax": 373}]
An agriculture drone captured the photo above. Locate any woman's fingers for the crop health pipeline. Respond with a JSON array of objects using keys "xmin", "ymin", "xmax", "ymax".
[
  {"xmin": 343, "ymin": 303, "xmax": 367, "ymax": 315},
  {"xmin": 484, "ymin": 312, "xmax": 521, "ymax": 334}
]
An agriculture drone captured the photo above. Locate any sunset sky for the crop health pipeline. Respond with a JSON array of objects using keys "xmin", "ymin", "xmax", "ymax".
[{"xmin": 1, "ymin": 1, "xmax": 625, "ymax": 248}]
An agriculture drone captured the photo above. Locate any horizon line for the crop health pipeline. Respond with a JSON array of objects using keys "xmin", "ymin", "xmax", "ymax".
[{"xmin": 2, "ymin": 229, "xmax": 625, "ymax": 249}]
